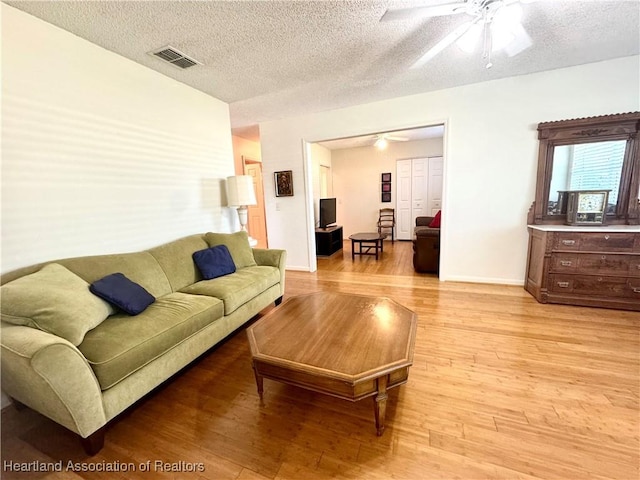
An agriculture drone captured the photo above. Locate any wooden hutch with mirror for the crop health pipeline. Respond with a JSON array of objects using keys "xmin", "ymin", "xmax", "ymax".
[{"xmin": 526, "ymin": 112, "xmax": 640, "ymax": 311}]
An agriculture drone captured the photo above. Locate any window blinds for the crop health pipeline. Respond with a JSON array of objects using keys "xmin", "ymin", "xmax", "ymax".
[{"xmin": 569, "ymin": 140, "xmax": 626, "ymax": 204}]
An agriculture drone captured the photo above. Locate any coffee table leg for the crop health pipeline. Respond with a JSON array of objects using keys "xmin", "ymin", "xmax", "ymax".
[
  {"xmin": 373, "ymin": 375, "xmax": 388, "ymax": 436},
  {"xmin": 351, "ymin": 239, "xmax": 355, "ymax": 261},
  {"xmin": 253, "ymin": 365, "xmax": 264, "ymax": 402}
]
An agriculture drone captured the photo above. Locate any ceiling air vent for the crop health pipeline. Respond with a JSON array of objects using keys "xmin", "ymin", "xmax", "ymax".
[{"xmin": 148, "ymin": 46, "xmax": 201, "ymax": 69}]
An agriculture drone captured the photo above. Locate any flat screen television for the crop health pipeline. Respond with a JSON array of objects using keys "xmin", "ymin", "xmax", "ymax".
[{"xmin": 319, "ymin": 197, "xmax": 337, "ymax": 229}]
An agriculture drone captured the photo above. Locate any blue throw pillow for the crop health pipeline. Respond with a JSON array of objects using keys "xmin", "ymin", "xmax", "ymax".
[
  {"xmin": 193, "ymin": 245, "xmax": 236, "ymax": 280},
  {"xmin": 89, "ymin": 273, "xmax": 155, "ymax": 316}
]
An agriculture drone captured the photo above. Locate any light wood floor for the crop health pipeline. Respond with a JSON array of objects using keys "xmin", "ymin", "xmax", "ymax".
[{"xmin": 2, "ymin": 240, "xmax": 639, "ymax": 479}]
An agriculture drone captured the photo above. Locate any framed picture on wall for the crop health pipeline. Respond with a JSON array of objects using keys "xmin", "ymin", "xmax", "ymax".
[
  {"xmin": 274, "ymin": 170, "xmax": 294, "ymax": 197},
  {"xmin": 381, "ymin": 172, "xmax": 391, "ymax": 183},
  {"xmin": 381, "ymin": 183, "xmax": 391, "ymax": 193},
  {"xmin": 381, "ymin": 192, "xmax": 391, "ymax": 202}
]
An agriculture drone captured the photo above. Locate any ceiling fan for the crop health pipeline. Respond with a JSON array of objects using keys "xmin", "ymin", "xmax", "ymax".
[
  {"xmin": 372, "ymin": 133, "xmax": 409, "ymax": 149},
  {"xmin": 381, "ymin": 0, "xmax": 535, "ymax": 69}
]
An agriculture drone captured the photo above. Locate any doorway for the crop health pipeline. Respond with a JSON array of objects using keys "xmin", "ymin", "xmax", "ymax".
[
  {"xmin": 306, "ymin": 124, "xmax": 445, "ymax": 271},
  {"xmin": 243, "ymin": 157, "xmax": 268, "ymax": 248}
]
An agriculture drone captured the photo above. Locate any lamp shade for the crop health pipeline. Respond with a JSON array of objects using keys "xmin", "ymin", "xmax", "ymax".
[{"xmin": 226, "ymin": 175, "xmax": 257, "ymax": 207}]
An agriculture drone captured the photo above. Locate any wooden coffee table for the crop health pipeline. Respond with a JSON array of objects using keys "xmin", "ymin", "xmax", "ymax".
[
  {"xmin": 349, "ymin": 232, "xmax": 387, "ymax": 260},
  {"xmin": 246, "ymin": 292, "xmax": 417, "ymax": 436}
]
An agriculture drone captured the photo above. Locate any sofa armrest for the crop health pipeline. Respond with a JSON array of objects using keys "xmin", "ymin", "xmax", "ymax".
[
  {"xmin": 415, "ymin": 216, "xmax": 434, "ymax": 227},
  {"xmin": 1, "ymin": 323, "xmax": 106, "ymax": 438},
  {"xmin": 253, "ymin": 248, "xmax": 287, "ymax": 296}
]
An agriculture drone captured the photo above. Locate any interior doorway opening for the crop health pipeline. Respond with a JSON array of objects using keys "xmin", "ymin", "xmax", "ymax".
[
  {"xmin": 242, "ymin": 156, "xmax": 269, "ymax": 249},
  {"xmin": 306, "ymin": 124, "xmax": 445, "ymax": 273}
]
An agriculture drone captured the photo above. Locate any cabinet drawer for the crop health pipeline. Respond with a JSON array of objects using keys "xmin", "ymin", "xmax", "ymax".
[
  {"xmin": 553, "ymin": 232, "xmax": 637, "ymax": 252},
  {"xmin": 550, "ymin": 253, "xmax": 640, "ymax": 276},
  {"xmin": 550, "ymin": 254, "xmax": 578, "ymax": 273},
  {"xmin": 549, "ymin": 275, "xmax": 628, "ymax": 297},
  {"xmin": 575, "ymin": 254, "xmax": 632, "ymax": 276},
  {"xmin": 553, "ymin": 234, "xmax": 582, "ymax": 251}
]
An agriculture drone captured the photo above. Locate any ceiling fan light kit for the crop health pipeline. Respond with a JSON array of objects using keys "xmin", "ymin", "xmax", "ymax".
[{"xmin": 374, "ymin": 137, "xmax": 389, "ymax": 150}]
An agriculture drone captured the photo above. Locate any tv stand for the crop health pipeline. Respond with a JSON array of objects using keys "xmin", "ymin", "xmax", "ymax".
[{"xmin": 315, "ymin": 225, "xmax": 343, "ymax": 257}]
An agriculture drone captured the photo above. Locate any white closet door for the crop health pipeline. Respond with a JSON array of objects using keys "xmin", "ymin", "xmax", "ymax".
[
  {"xmin": 396, "ymin": 159, "xmax": 413, "ymax": 240},
  {"xmin": 396, "ymin": 158, "xmax": 429, "ymax": 240},
  {"xmin": 428, "ymin": 156, "xmax": 443, "ymax": 215},
  {"xmin": 411, "ymin": 158, "xmax": 428, "ymax": 223}
]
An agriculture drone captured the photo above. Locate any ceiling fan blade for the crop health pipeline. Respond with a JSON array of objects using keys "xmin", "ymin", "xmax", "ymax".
[
  {"xmin": 386, "ymin": 135, "xmax": 410, "ymax": 142},
  {"xmin": 381, "ymin": 2, "xmax": 468, "ymax": 22},
  {"xmin": 504, "ymin": 23, "xmax": 532, "ymax": 57},
  {"xmin": 410, "ymin": 19, "xmax": 477, "ymax": 69}
]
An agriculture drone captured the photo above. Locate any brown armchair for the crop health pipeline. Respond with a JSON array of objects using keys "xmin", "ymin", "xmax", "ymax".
[{"xmin": 413, "ymin": 216, "xmax": 440, "ymax": 274}]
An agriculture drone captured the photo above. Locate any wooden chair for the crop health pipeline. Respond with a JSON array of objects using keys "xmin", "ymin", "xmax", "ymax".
[{"xmin": 377, "ymin": 208, "xmax": 396, "ymax": 242}]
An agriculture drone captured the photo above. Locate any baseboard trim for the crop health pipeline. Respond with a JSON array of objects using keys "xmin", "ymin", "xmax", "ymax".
[{"xmin": 441, "ymin": 275, "xmax": 525, "ymax": 286}]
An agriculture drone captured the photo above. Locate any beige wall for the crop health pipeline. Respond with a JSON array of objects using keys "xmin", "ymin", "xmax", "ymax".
[{"xmin": 331, "ymin": 138, "xmax": 443, "ymax": 237}]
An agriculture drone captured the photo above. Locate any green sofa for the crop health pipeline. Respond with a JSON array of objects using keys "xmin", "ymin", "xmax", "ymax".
[{"xmin": 0, "ymin": 231, "xmax": 286, "ymax": 454}]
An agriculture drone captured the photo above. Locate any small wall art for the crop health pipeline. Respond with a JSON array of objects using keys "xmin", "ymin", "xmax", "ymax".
[
  {"xmin": 274, "ymin": 170, "xmax": 294, "ymax": 197},
  {"xmin": 381, "ymin": 172, "xmax": 392, "ymax": 202}
]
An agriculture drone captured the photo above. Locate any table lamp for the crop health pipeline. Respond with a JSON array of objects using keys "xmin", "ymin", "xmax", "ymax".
[{"xmin": 226, "ymin": 175, "xmax": 258, "ymax": 243}]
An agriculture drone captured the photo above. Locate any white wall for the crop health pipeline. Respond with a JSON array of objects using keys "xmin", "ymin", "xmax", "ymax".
[
  {"xmin": 1, "ymin": 4, "xmax": 237, "ymax": 275},
  {"xmin": 260, "ymin": 55, "xmax": 640, "ymax": 280},
  {"xmin": 331, "ymin": 138, "xmax": 443, "ymax": 237},
  {"xmin": 310, "ymin": 143, "xmax": 332, "ymax": 226}
]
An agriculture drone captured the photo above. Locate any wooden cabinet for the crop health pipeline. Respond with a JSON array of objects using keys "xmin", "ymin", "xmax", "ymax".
[
  {"xmin": 526, "ymin": 226, "xmax": 640, "ymax": 311},
  {"xmin": 315, "ymin": 226, "xmax": 343, "ymax": 257}
]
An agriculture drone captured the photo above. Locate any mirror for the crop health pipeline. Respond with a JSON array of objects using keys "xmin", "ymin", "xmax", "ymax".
[
  {"xmin": 547, "ymin": 140, "xmax": 626, "ymax": 216},
  {"xmin": 529, "ymin": 112, "xmax": 640, "ymax": 225}
]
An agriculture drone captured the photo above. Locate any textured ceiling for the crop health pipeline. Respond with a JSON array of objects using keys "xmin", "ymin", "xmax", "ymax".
[{"xmin": 5, "ymin": 0, "xmax": 639, "ymax": 142}]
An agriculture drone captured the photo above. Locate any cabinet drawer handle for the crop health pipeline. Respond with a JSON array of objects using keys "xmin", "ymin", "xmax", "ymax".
[
  {"xmin": 562, "ymin": 240, "xmax": 576, "ymax": 246},
  {"xmin": 604, "ymin": 235, "xmax": 610, "ymax": 240},
  {"xmin": 557, "ymin": 281, "xmax": 570, "ymax": 288},
  {"xmin": 560, "ymin": 260, "xmax": 573, "ymax": 266},
  {"xmin": 633, "ymin": 287, "xmax": 640, "ymax": 294}
]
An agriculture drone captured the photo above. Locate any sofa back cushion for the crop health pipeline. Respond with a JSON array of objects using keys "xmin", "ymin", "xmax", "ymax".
[
  {"xmin": 0, "ymin": 263, "xmax": 114, "ymax": 345},
  {"xmin": 59, "ymin": 252, "xmax": 172, "ymax": 298},
  {"xmin": 205, "ymin": 231, "xmax": 257, "ymax": 269},
  {"xmin": 147, "ymin": 234, "xmax": 209, "ymax": 292}
]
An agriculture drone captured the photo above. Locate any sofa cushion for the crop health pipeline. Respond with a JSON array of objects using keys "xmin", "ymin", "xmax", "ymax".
[
  {"xmin": 59, "ymin": 252, "xmax": 172, "ymax": 298},
  {"xmin": 193, "ymin": 245, "xmax": 236, "ymax": 280},
  {"xmin": 0, "ymin": 263, "xmax": 114, "ymax": 346},
  {"xmin": 146, "ymin": 234, "xmax": 210, "ymax": 292},
  {"xmin": 90, "ymin": 273, "xmax": 156, "ymax": 315},
  {"xmin": 179, "ymin": 266, "xmax": 280, "ymax": 315},
  {"xmin": 205, "ymin": 231, "xmax": 257, "ymax": 269},
  {"xmin": 78, "ymin": 292, "xmax": 224, "ymax": 390}
]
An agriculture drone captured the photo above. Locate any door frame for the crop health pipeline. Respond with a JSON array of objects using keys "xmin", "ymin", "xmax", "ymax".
[
  {"xmin": 242, "ymin": 156, "xmax": 268, "ymax": 248},
  {"xmin": 302, "ymin": 120, "xmax": 449, "ymax": 277}
]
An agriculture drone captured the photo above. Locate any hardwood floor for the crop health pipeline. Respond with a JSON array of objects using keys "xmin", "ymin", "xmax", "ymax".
[{"xmin": 2, "ymin": 240, "xmax": 639, "ymax": 479}]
